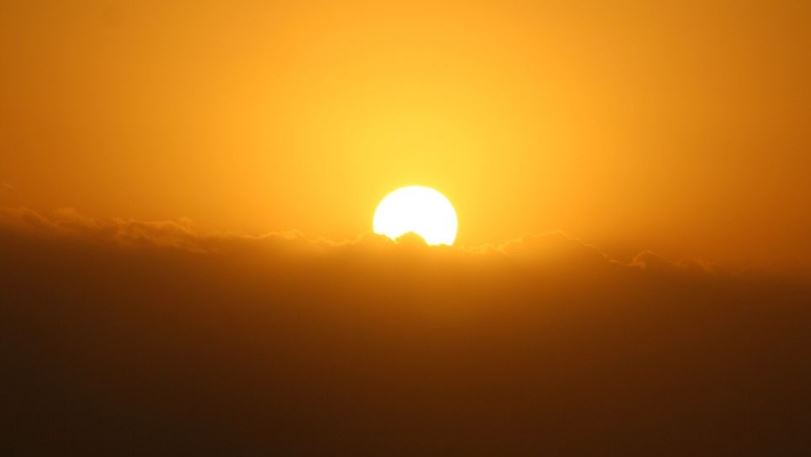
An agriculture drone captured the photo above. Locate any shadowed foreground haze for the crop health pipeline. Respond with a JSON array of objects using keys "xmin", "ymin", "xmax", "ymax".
[{"xmin": 2, "ymin": 208, "xmax": 810, "ymax": 456}]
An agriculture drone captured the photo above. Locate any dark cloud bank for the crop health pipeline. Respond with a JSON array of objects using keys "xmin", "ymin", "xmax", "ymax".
[{"xmin": 2, "ymin": 208, "xmax": 810, "ymax": 456}]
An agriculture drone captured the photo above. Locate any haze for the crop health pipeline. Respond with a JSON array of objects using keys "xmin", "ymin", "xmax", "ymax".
[
  {"xmin": 2, "ymin": 0, "xmax": 810, "ymax": 269},
  {"xmin": 3, "ymin": 2, "xmax": 811, "ymax": 455}
]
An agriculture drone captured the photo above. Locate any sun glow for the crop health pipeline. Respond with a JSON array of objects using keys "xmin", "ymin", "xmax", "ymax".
[{"xmin": 373, "ymin": 186, "xmax": 458, "ymax": 246}]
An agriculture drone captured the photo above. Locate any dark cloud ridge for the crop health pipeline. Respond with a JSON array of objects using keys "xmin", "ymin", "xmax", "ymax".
[
  {"xmin": 0, "ymin": 206, "xmax": 716, "ymax": 274},
  {"xmin": 2, "ymin": 207, "xmax": 810, "ymax": 456}
]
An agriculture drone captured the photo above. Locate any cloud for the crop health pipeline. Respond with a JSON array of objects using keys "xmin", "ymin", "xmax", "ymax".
[
  {"xmin": 1, "ymin": 207, "xmax": 205, "ymax": 251},
  {"xmin": 0, "ymin": 206, "xmax": 686, "ymax": 271},
  {"xmin": 3, "ymin": 206, "xmax": 810, "ymax": 456},
  {"xmin": 630, "ymin": 249, "xmax": 719, "ymax": 275}
]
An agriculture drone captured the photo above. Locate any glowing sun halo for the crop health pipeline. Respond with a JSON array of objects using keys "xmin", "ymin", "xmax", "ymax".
[{"xmin": 373, "ymin": 186, "xmax": 458, "ymax": 246}]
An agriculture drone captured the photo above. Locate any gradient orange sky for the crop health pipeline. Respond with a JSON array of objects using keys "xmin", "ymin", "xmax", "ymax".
[{"xmin": 2, "ymin": 0, "xmax": 810, "ymax": 269}]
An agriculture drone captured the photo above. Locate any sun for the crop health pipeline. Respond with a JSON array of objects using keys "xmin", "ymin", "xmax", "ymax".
[{"xmin": 373, "ymin": 186, "xmax": 458, "ymax": 246}]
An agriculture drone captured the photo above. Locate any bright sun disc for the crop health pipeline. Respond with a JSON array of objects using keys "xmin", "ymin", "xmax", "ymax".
[{"xmin": 373, "ymin": 186, "xmax": 458, "ymax": 246}]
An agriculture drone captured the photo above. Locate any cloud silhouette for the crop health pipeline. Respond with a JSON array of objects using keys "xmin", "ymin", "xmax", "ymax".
[
  {"xmin": 0, "ymin": 207, "xmax": 686, "ymax": 271},
  {"xmin": 2, "ymin": 206, "xmax": 810, "ymax": 456}
]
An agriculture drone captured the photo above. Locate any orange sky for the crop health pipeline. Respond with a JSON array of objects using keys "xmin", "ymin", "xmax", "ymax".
[{"xmin": 2, "ymin": 0, "xmax": 810, "ymax": 269}]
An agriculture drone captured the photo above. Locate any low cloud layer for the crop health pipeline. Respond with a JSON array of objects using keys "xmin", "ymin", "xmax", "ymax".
[
  {"xmin": 2, "ymin": 207, "xmax": 810, "ymax": 456},
  {"xmin": 0, "ymin": 207, "xmax": 716, "ymax": 274}
]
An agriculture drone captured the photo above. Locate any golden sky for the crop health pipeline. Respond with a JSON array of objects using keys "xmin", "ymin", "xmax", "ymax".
[{"xmin": 2, "ymin": 0, "xmax": 810, "ymax": 269}]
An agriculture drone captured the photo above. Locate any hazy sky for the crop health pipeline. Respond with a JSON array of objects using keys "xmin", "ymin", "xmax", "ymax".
[
  {"xmin": 3, "ymin": 5, "xmax": 811, "ymax": 452},
  {"xmin": 2, "ymin": 0, "xmax": 809, "ymax": 269}
]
